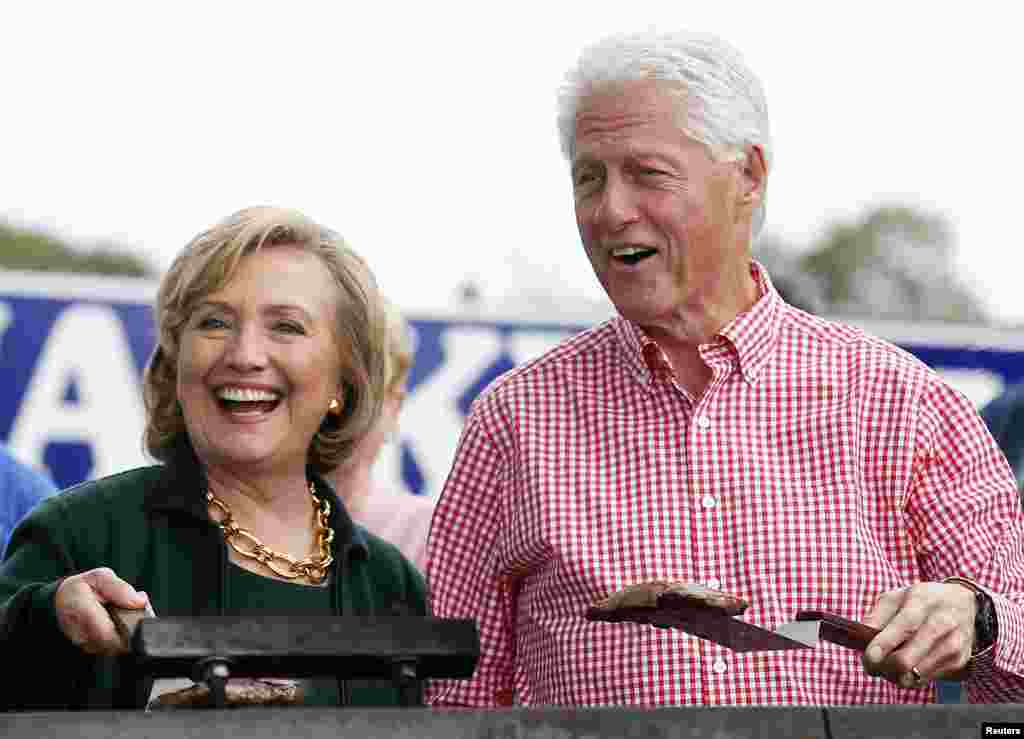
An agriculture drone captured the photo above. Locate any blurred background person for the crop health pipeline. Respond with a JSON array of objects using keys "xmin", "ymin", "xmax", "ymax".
[
  {"xmin": 0, "ymin": 206, "xmax": 426, "ymax": 709},
  {"xmin": 0, "ymin": 444, "xmax": 57, "ymax": 557},
  {"xmin": 328, "ymin": 298, "xmax": 433, "ymax": 572},
  {"xmin": 982, "ymin": 381, "xmax": 1024, "ymax": 493}
]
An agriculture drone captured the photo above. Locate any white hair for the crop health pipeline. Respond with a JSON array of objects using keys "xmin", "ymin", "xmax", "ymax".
[{"xmin": 557, "ymin": 29, "xmax": 773, "ymax": 236}]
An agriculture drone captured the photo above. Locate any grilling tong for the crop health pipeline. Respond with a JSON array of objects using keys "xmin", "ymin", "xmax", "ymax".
[{"xmin": 585, "ymin": 581, "xmax": 879, "ymax": 652}]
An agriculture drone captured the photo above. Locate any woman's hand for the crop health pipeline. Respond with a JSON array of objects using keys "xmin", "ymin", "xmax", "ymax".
[{"xmin": 54, "ymin": 567, "xmax": 150, "ymax": 656}]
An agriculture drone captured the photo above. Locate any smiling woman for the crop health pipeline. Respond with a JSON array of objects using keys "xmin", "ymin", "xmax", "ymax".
[
  {"xmin": 0, "ymin": 206, "xmax": 427, "ymax": 709},
  {"xmin": 146, "ymin": 207, "xmax": 384, "ymax": 475},
  {"xmin": 165, "ymin": 247, "xmax": 358, "ymax": 479}
]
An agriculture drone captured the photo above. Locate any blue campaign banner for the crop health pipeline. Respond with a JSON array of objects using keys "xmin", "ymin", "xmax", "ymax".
[
  {"xmin": 0, "ymin": 274, "xmax": 157, "ymax": 490},
  {"xmin": 1, "ymin": 270, "xmax": 1023, "ymax": 497}
]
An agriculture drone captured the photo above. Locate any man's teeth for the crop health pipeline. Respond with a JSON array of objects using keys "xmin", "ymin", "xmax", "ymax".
[
  {"xmin": 216, "ymin": 387, "xmax": 279, "ymax": 402},
  {"xmin": 611, "ymin": 246, "xmax": 657, "ymax": 258},
  {"xmin": 610, "ymin": 245, "xmax": 658, "ymax": 265}
]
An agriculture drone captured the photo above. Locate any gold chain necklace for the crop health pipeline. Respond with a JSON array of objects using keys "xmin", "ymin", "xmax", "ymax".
[{"xmin": 206, "ymin": 480, "xmax": 335, "ymax": 584}]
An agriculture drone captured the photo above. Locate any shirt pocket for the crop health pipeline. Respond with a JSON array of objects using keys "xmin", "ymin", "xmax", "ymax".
[{"xmin": 744, "ymin": 481, "xmax": 897, "ymax": 622}]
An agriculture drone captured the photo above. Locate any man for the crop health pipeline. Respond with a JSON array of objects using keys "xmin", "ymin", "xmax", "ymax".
[
  {"xmin": 426, "ymin": 30, "xmax": 1024, "ymax": 705},
  {"xmin": 1, "ymin": 445, "xmax": 57, "ymax": 557}
]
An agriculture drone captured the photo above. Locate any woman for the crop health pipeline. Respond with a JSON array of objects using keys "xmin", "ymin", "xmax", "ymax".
[
  {"xmin": 0, "ymin": 206, "xmax": 426, "ymax": 709},
  {"xmin": 329, "ymin": 298, "xmax": 435, "ymax": 572}
]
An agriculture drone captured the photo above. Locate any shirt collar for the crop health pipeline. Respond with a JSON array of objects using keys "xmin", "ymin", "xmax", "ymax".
[
  {"xmin": 142, "ymin": 437, "xmax": 370, "ymax": 561},
  {"xmin": 614, "ymin": 260, "xmax": 784, "ymax": 386},
  {"xmin": 717, "ymin": 261, "xmax": 783, "ymax": 383}
]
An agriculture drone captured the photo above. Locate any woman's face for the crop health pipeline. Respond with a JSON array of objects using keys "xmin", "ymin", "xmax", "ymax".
[{"xmin": 176, "ymin": 245, "xmax": 344, "ymax": 478}]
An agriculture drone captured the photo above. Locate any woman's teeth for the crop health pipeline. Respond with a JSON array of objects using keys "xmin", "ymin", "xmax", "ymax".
[
  {"xmin": 216, "ymin": 387, "xmax": 279, "ymax": 402},
  {"xmin": 215, "ymin": 387, "xmax": 281, "ymax": 414}
]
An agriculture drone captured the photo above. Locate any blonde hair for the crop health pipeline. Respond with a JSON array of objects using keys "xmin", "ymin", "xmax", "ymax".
[
  {"xmin": 142, "ymin": 206, "xmax": 387, "ymax": 474},
  {"xmin": 381, "ymin": 297, "xmax": 415, "ymax": 396}
]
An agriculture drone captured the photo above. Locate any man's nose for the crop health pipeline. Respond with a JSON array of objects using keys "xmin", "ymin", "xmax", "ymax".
[
  {"xmin": 224, "ymin": 324, "xmax": 267, "ymax": 371},
  {"xmin": 591, "ymin": 175, "xmax": 639, "ymax": 233}
]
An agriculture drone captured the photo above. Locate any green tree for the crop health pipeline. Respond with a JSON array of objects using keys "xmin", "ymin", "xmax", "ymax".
[
  {"xmin": 758, "ymin": 205, "xmax": 988, "ymax": 323},
  {"xmin": 0, "ymin": 222, "xmax": 153, "ymax": 277}
]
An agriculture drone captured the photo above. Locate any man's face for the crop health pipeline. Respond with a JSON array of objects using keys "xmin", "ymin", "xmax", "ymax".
[{"xmin": 572, "ymin": 80, "xmax": 754, "ymax": 328}]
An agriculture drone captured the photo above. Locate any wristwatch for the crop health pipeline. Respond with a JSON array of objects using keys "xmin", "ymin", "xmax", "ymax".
[
  {"xmin": 944, "ymin": 576, "xmax": 997, "ymax": 655},
  {"xmin": 974, "ymin": 591, "xmax": 998, "ymax": 654}
]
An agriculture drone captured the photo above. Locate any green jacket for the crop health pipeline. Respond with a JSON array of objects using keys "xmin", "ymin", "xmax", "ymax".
[{"xmin": 0, "ymin": 453, "xmax": 427, "ymax": 710}]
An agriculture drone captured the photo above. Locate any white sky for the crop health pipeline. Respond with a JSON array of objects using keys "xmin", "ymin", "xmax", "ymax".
[{"xmin": 4, "ymin": 2, "xmax": 1024, "ymax": 323}]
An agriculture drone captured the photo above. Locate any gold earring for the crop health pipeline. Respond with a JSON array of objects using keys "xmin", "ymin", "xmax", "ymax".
[{"xmin": 327, "ymin": 398, "xmax": 341, "ymax": 416}]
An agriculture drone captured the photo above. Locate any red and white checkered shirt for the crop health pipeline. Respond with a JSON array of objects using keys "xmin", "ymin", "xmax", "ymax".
[{"xmin": 426, "ymin": 264, "xmax": 1024, "ymax": 706}]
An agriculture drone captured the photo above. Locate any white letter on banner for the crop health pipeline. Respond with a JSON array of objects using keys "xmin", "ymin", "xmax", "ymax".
[
  {"xmin": 9, "ymin": 304, "xmax": 148, "ymax": 478},
  {"xmin": 0, "ymin": 302, "xmax": 12, "ymax": 344},
  {"xmin": 394, "ymin": 326, "xmax": 503, "ymax": 500}
]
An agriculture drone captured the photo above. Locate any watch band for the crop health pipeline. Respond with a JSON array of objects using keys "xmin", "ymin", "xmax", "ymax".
[{"xmin": 943, "ymin": 576, "xmax": 997, "ymax": 656}]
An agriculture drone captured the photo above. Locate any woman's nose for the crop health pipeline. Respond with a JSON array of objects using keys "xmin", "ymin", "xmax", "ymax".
[{"xmin": 223, "ymin": 324, "xmax": 267, "ymax": 371}]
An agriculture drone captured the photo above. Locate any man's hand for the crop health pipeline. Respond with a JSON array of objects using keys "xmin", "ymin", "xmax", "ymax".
[
  {"xmin": 54, "ymin": 567, "xmax": 150, "ymax": 656},
  {"xmin": 861, "ymin": 582, "xmax": 977, "ymax": 688}
]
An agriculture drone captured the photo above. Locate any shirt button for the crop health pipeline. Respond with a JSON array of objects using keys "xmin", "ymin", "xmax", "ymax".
[
  {"xmin": 705, "ymin": 578, "xmax": 721, "ymax": 590},
  {"xmin": 701, "ymin": 494, "xmax": 718, "ymax": 509},
  {"xmin": 697, "ymin": 415, "xmax": 711, "ymax": 429},
  {"xmin": 712, "ymin": 659, "xmax": 727, "ymax": 674}
]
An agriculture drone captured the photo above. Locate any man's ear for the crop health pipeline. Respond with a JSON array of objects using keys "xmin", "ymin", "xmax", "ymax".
[{"xmin": 740, "ymin": 144, "xmax": 767, "ymax": 206}]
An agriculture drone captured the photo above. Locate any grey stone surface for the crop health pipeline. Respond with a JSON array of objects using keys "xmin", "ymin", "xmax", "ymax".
[
  {"xmin": 0, "ymin": 706, "xmax": 826, "ymax": 739},
  {"xmin": 7, "ymin": 705, "xmax": 1024, "ymax": 739},
  {"xmin": 827, "ymin": 704, "xmax": 1024, "ymax": 739}
]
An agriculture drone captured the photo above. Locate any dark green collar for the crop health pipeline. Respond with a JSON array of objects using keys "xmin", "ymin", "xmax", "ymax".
[{"xmin": 140, "ymin": 441, "xmax": 369, "ymax": 562}]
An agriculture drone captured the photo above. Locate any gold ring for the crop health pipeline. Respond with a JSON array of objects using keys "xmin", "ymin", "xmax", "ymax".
[{"xmin": 910, "ymin": 667, "xmax": 925, "ymax": 686}]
